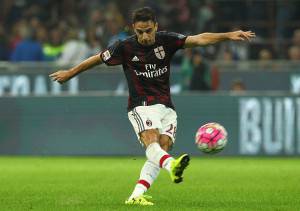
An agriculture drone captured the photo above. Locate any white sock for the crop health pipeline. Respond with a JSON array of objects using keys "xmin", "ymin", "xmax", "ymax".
[
  {"xmin": 129, "ymin": 160, "xmax": 160, "ymax": 200},
  {"xmin": 145, "ymin": 142, "xmax": 174, "ymax": 172}
]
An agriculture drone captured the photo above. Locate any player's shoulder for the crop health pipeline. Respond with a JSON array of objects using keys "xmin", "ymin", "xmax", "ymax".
[
  {"xmin": 156, "ymin": 31, "xmax": 172, "ymax": 38},
  {"xmin": 108, "ymin": 35, "xmax": 135, "ymax": 49},
  {"xmin": 119, "ymin": 35, "xmax": 136, "ymax": 45},
  {"xmin": 156, "ymin": 31, "xmax": 186, "ymax": 39}
]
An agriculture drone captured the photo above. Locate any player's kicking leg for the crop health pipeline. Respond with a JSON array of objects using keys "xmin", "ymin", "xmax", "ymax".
[
  {"xmin": 170, "ymin": 153, "xmax": 190, "ymax": 183},
  {"xmin": 159, "ymin": 133, "xmax": 190, "ymax": 183},
  {"xmin": 143, "ymin": 131, "xmax": 190, "ymax": 184}
]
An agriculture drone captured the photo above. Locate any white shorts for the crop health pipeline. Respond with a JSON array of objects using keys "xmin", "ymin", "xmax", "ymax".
[{"xmin": 128, "ymin": 104, "xmax": 177, "ymax": 144}]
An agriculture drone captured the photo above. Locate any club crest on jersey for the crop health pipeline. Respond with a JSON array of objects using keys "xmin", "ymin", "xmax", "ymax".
[
  {"xmin": 102, "ymin": 50, "xmax": 111, "ymax": 61},
  {"xmin": 154, "ymin": 46, "xmax": 165, "ymax": 60},
  {"xmin": 146, "ymin": 119, "xmax": 152, "ymax": 127}
]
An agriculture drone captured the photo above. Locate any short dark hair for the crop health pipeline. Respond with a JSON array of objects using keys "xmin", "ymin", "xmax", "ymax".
[{"xmin": 132, "ymin": 7, "xmax": 156, "ymax": 23}]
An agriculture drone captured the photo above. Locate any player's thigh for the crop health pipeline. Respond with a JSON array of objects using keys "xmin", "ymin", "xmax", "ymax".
[
  {"xmin": 128, "ymin": 105, "xmax": 162, "ymax": 145},
  {"xmin": 140, "ymin": 129, "xmax": 160, "ymax": 147},
  {"xmin": 161, "ymin": 107, "xmax": 178, "ymax": 144}
]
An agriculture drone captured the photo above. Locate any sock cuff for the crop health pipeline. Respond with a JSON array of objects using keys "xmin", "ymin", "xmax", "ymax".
[
  {"xmin": 146, "ymin": 142, "xmax": 160, "ymax": 151},
  {"xmin": 137, "ymin": 179, "xmax": 151, "ymax": 189},
  {"xmin": 159, "ymin": 154, "xmax": 171, "ymax": 168}
]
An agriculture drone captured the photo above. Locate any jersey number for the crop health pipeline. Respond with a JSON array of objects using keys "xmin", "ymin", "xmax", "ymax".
[{"xmin": 166, "ymin": 124, "xmax": 177, "ymax": 139}]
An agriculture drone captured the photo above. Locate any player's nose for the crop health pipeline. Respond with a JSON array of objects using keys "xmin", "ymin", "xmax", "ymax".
[{"xmin": 142, "ymin": 32, "xmax": 149, "ymax": 40}]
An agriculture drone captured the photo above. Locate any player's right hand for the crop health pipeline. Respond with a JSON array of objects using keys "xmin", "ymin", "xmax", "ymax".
[{"xmin": 49, "ymin": 70, "xmax": 72, "ymax": 84}]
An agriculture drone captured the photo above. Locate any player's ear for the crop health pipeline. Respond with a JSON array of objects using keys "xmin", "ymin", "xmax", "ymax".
[
  {"xmin": 132, "ymin": 24, "xmax": 138, "ymax": 34},
  {"xmin": 154, "ymin": 22, "xmax": 158, "ymax": 31}
]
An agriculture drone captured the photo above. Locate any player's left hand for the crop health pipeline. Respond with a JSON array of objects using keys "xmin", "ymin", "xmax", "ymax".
[{"xmin": 228, "ymin": 30, "xmax": 256, "ymax": 41}]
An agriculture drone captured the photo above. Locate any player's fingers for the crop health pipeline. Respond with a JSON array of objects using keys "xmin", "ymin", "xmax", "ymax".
[
  {"xmin": 246, "ymin": 31, "xmax": 256, "ymax": 37},
  {"xmin": 244, "ymin": 35, "xmax": 250, "ymax": 41},
  {"xmin": 241, "ymin": 33, "xmax": 251, "ymax": 41},
  {"xmin": 51, "ymin": 76, "xmax": 57, "ymax": 81},
  {"xmin": 247, "ymin": 32, "xmax": 256, "ymax": 37},
  {"xmin": 50, "ymin": 75, "xmax": 60, "ymax": 81},
  {"xmin": 49, "ymin": 72, "xmax": 58, "ymax": 77},
  {"xmin": 237, "ymin": 35, "xmax": 245, "ymax": 41},
  {"xmin": 51, "ymin": 74, "xmax": 60, "ymax": 81}
]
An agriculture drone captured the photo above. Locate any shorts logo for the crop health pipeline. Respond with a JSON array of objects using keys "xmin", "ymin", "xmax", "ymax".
[
  {"xmin": 146, "ymin": 119, "xmax": 152, "ymax": 127},
  {"xmin": 154, "ymin": 46, "xmax": 165, "ymax": 60},
  {"xmin": 102, "ymin": 50, "xmax": 111, "ymax": 61}
]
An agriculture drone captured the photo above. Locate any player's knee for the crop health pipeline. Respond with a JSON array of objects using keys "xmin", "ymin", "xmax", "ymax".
[
  {"xmin": 140, "ymin": 129, "xmax": 160, "ymax": 148},
  {"xmin": 159, "ymin": 135, "xmax": 173, "ymax": 151}
]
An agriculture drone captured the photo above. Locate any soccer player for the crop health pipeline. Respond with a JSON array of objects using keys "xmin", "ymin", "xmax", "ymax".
[{"xmin": 50, "ymin": 7, "xmax": 255, "ymax": 206}]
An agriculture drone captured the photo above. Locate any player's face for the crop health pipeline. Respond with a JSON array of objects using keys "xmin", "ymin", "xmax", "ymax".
[{"xmin": 133, "ymin": 20, "xmax": 158, "ymax": 46}]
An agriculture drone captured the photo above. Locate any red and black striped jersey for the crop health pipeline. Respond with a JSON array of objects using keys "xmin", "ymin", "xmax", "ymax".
[{"xmin": 100, "ymin": 31, "xmax": 187, "ymax": 111}]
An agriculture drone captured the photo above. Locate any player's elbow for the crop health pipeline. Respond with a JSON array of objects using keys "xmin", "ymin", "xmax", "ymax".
[
  {"xmin": 186, "ymin": 34, "xmax": 213, "ymax": 47},
  {"xmin": 196, "ymin": 33, "xmax": 218, "ymax": 46}
]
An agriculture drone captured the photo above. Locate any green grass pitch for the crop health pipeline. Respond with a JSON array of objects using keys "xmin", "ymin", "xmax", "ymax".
[{"xmin": 0, "ymin": 157, "xmax": 299, "ymax": 211}]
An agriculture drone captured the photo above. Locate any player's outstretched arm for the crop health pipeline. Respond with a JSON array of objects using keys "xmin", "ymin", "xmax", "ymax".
[
  {"xmin": 49, "ymin": 54, "xmax": 103, "ymax": 83},
  {"xmin": 184, "ymin": 30, "xmax": 256, "ymax": 48}
]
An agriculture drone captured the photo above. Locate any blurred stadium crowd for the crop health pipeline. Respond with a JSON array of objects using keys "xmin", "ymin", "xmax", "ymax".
[{"xmin": 0, "ymin": 0, "xmax": 300, "ymax": 91}]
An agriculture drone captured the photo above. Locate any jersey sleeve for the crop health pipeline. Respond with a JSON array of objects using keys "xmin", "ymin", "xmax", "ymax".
[
  {"xmin": 100, "ymin": 40, "xmax": 124, "ymax": 66},
  {"xmin": 163, "ymin": 32, "xmax": 187, "ymax": 54}
]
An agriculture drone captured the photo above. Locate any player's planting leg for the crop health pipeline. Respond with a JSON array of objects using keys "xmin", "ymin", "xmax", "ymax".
[{"xmin": 127, "ymin": 160, "xmax": 160, "ymax": 201}]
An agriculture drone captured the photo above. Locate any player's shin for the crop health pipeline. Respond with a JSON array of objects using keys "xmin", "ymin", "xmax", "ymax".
[
  {"xmin": 145, "ymin": 142, "xmax": 174, "ymax": 172},
  {"xmin": 128, "ymin": 160, "xmax": 160, "ymax": 200}
]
